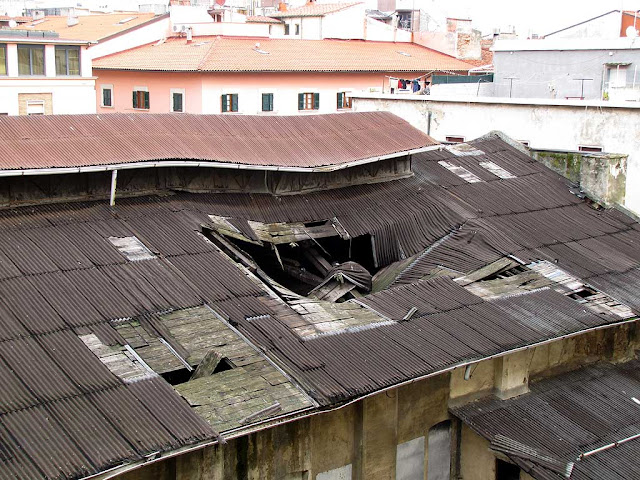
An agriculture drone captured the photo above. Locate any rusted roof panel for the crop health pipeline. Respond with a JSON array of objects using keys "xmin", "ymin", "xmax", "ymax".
[
  {"xmin": 452, "ymin": 360, "xmax": 640, "ymax": 480},
  {"xmin": 0, "ymin": 112, "xmax": 435, "ymax": 171}
]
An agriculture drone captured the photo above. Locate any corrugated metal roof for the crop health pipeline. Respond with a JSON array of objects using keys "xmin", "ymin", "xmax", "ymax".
[
  {"xmin": 0, "ymin": 133, "xmax": 638, "ymax": 478},
  {"xmin": 0, "ymin": 112, "xmax": 435, "ymax": 171},
  {"xmin": 452, "ymin": 359, "xmax": 640, "ymax": 480}
]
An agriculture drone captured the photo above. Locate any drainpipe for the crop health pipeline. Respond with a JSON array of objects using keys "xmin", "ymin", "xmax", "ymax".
[{"xmin": 110, "ymin": 169, "xmax": 118, "ymax": 206}]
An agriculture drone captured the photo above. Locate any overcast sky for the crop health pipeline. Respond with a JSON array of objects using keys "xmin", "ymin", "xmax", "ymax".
[{"xmin": 421, "ymin": 0, "xmax": 640, "ymax": 36}]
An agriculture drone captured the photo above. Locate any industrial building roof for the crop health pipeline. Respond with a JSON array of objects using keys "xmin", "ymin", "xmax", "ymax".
[
  {"xmin": 0, "ymin": 129, "xmax": 638, "ymax": 478},
  {"xmin": 452, "ymin": 359, "xmax": 640, "ymax": 480},
  {"xmin": 92, "ymin": 37, "xmax": 473, "ymax": 72},
  {"xmin": 0, "ymin": 112, "xmax": 435, "ymax": 172}
]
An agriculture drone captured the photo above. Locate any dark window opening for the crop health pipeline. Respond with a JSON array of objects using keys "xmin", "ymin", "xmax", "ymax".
[
  {"xmin": 579, "ymin": 145, "xmax": 603, "ymax": 153},
  {"xmin": 213, "ymin": 357, "xmax": 234, "ymax": 374},
  {"xmin": 445, "ymin": 136, "xmax": 465, "ymax": 143},
  {"xmin": 482, "ymin": 264, "xmax": 529, "ymax": 282},
  {"xmin": 295, "ymin": 24, "xmax": 300, "ymax": 35},
  {"xmin": 496, "ymin": 459, "xmax": 520, "ymax": 480},
  {"xmin": 102, "ymin": 87, "xmax": 112, "ymax": 107},
  {"xmin": 284, "ymin": 24, "xmax": 290, "ymax": 35},
  {"xmin": 132, "ymin": 90, "xmax": 149, "ymax": 109}
]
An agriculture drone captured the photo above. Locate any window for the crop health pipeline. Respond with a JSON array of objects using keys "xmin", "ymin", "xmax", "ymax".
[
  {"xmin": 295, "ymin": 23, "xmax": 300, "ymax": 35},
  {"xmin": 337, "ymin": 92, "xmax": 351, "ymax": 109},
  {"xmin": 445, "ymin": 135, "xmax": 465, "ymax": 143},
  {"xmin": 262, "ymin": 93, "xmax": 274, "ymax": 112},
  {"xmin": 18, "ymin": 45, "xmax": 44, "ymax": 76},
  {"xmin": 579, "ymin": 145, "xmax": 603, "ymax": 153},
  {"xmin": 171, "ymin": 89, "xmax": 185, "ymax": 113},
  {"xmin": 221, "ymin": 93, "xmax": 238, "ymax": 112},
  {"xmin": 100, "ymin": 85, "xmax": 113, "ymax": 107},
  {"xmin": 26, "ymin": 100, "xmax": 45, "ymax": 115},
  {"xmin": 132, "ymin": 89, "xmax": 149, "ymax": 109},
  {"xmin": 298, "ymin": 92, "xmax": 319, "ymax": 111},
  {"xmin": 54, "ymin": 45, "xmax": 80, "ymax": 75},
  {"xmin": 496, "ymin": 459, "xmax": 520, "ymax": 480},
  {"xmin": 284, "ymin": 24, "xmax": 290, "ymax": 35},
  {"xmin": 0, "ymin": 44, "xmax": 6, "ymax": 76}
]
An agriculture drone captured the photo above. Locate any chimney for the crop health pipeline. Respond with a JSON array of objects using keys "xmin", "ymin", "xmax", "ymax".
[{"xmin": 278, "ymin": 2, "xmax": 287, "ymax": 12}]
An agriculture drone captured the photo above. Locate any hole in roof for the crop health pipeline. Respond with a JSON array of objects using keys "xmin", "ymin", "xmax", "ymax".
[
  {"xmin": 203, "ymin": 223, "xmax": 376, "ymax": 302},
  {"xmin": 108, "ymin": 236, "xmax": 156, "ymax": 261},
  {"xmin": 397, "ymin": 51, "xmax": 411, "ymax": 57},
  {"xmin": 568, "ymin": 287, "xmax": 598, "ymax": 300},
  {"xmin": 161, "ymin": 356, "xmax": 234, "ymax": 386}
]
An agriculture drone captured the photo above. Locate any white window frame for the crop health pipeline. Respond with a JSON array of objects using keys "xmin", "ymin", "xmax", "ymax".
[
  {"xmin": 170, "ymin": 88, "xmax": 185, "ymax": 113},
  {"xmin": 100, "ymin": 84, "xmax": 113, "ymax": 108},
  {"xmin": 26, "ymin": 100, "xmax": 45, "ymax": 115}
]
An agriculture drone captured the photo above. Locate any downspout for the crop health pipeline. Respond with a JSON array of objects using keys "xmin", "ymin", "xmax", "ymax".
[{"xmin": 109, "ymin": 169, "xmax": 118, "ymax": 206}]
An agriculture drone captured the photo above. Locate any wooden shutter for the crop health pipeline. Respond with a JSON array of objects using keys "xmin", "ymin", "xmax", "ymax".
[
  {"xmin": 262, "ymin": 93, "xmax": 273, "ymax": 112},
  {"xmin": 313, "ymin": 93, "xmax": 319, "ymax": 110},
  {"xmin": 231, "ymin": 94, "xmax": 238, "ymax": 112},
  {"xmin": 103, "ymin": 88, "xmax": 111, "ymax": 107},
  {"xmin": 337, "ymin": 92, "xmax": 343, "ymax": 109},
  {"xmin": 132, "ymin": 91, "xmax": 136, "ymax": 108},
  {"xmin": 144, "ymin": 91, "xmax": 150, "ymax": 109},
  {"xmin": 298, "ymin": 93, "xmax": 304, "ymax": 110},
  {"xmin": 221, "ymin": 94, "xmax": 227, "ymax": 112}
]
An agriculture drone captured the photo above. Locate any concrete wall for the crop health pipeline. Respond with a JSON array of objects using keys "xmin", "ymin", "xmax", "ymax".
[
  {"xmin": 88, "ymin": 16, "xmax": 172, "ymax": 59},
  {"xmin": 493, "ymin": 48, "xmax": 640, "ymax": 100},
  {"xmin": 351, "ymin": 94, "xmax": 640, "ymax": 214}
]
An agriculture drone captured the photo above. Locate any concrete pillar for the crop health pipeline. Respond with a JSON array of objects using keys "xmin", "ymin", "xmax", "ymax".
[
  {"xmin": 493, "ymin": 350, "xmax": 534, "ymax": 400},
  {"xmin": 44, "ymin": 44, "xmax": 55, "ymax": 77}
]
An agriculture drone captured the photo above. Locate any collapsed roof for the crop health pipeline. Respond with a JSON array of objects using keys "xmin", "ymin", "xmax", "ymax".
[{"xmin": 0, "ymin": 130, "xmax": 638, "ymax": 479}]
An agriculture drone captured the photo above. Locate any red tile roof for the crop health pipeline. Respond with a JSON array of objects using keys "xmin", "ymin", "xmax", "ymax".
[
  {"xmin": 11, "ymin": 13, "xmax": 162, "ymax": 42},
  {"xmin": 246, "ymin": 15, "xmax": 282, "ymax": 24},
  {"xmin": 93, "ymin": 36, "xmax": 472, "ymax": 72},
  {"xmin": 269, "ymin": 2, "xmax": 361, "ymax": 18},
  {"xmin": 0, "ymin": 112, "xmax": 436, "ymax": 171}
]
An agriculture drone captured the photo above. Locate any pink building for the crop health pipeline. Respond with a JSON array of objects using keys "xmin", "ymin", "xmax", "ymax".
[{"xmin": 92, "ymin": 36, "xmax": 471, "ymax": 115}]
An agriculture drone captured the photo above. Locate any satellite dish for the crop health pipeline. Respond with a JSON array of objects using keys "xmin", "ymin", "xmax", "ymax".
[
  {"xmin": 626, "ymin": 26, "xmax": 638, "ymax": 38},
  {"xmin": 8, "ymin": 19, "xmax": 16, "ymax": 28}
]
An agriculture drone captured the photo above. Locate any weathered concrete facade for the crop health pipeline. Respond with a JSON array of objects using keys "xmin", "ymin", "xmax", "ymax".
[
  {"xmin": 351, "ymin": 94, "xmax": 640, "ymax": 215},
  {"xmin": 117, "ymin": 321, "xmax": 638, "ymax": 480}
]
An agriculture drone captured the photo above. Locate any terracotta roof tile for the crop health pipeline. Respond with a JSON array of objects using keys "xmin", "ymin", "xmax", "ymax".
[
  {"xmin": 93, "ymin": 36, "xmax": 473, "ymax": 72},
  {"xmin": 12, "ymin": 13, "xmax": 162, "ymax": 42},
  {"xmin": 269, "ymin": 2, "xmax": 362, "ymax": 18},
  {"xmin": 246, "ymin": 15, "xmax": 282, "ymax": 24}
]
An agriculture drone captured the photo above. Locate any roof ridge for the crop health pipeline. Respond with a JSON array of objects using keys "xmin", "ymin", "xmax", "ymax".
[{"xmin": 197, "ymin": 36, "xmax": 222, "ymax": 71}]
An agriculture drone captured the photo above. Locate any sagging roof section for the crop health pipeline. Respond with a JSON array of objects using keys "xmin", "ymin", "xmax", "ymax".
[
  {"xmin": 0, "ymin": 112, "xmax": 435, "ymax": 172},
  {"xmin": 452, "ymin": 359, "xmax": 640, "ymax": 480}
]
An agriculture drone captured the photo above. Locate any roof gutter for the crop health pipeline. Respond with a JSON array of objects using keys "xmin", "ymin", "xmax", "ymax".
[
  {"xmin": 86, "ymin": 316, "xmax": 636, "ymax": 480},
  {"xmin": 0, "ymin": 145, "xmax": 442, "ymax": 178}
]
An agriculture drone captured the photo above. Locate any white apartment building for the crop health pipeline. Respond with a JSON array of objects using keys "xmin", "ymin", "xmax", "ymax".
[{"xmin": 0, "ymin": 32, "xmax": 95, "ymax": 115}]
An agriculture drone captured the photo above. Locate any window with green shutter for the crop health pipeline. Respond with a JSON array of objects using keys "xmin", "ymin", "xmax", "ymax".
[
  {"xmin": 299, "ymin": 92, "xmax": 319, "ymax": 110},
  {"xmin": 337, "ymin": 92, "xmax": 351, "ymax": 109},
  {"xmin": 221, "ymin": 93, "xmax": 239, "ymax": 113},
  {"xmin": 172, "ymin": 92, "xmax": 183, "ymax": 112},
  {"xmin": 133, "ymin": 90, "xmax": 149, "ymax": 109},
  {"xmin": 262, "ymin": 93, "xmax": 274, "ymax": 112}
]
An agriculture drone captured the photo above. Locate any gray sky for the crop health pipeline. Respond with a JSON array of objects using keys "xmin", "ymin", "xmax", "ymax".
[{"xmin": 422, "ymin": 0, "xmax": 640, "ymax": 36}]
